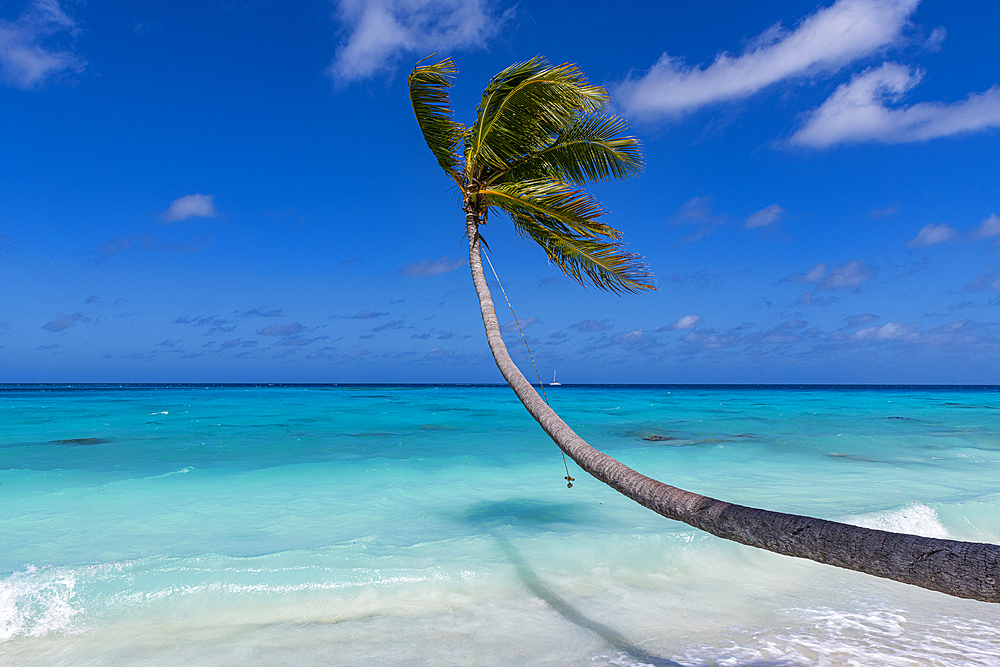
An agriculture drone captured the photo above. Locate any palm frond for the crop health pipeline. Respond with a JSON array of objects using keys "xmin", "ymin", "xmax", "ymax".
[
  {"xmin": 408, "ymin": 57, "xmax": 466, "ymax": 181},
  {"xmin": 508, "ymin": 211, "xmax": 655, "ymax": 294},
  {"xmin": 406, "ymin": 56, "xmax": 654, "ymax": 294},
  {"xmin": 467, "ymin": 57, "xmax": 609, "ymax": 175},
  {"xmin": 491, "ymin": 114, "xmax": 643, "ymax": 186},
  {"xmin": 479, "ymin": 179, "xmax": 620, "ymax": 240}
]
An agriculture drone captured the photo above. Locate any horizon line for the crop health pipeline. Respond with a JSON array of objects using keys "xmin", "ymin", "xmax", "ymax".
[{"xmin": 1, "ymin": 383, "xmax": 998, "ymax": 389}]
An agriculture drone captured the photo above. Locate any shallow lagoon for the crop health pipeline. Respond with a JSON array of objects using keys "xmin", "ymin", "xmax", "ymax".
[{"xmin": 2, "ymin": 384, "xmax": 999, "ymax": 666}]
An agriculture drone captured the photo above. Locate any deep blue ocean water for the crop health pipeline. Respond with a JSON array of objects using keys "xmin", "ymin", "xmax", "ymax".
[{"xmin": 1, "ymin": 384, "xmax": 999, "ymax": 666}]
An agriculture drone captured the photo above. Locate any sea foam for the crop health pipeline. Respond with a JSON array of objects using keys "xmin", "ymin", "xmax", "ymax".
[
  {"xmin": 673, "ymin": 606, "xmax": 1000, "ymax": 667},
  {"xmin": 0, "ymin": 565, "xmax": 81, "ymax": 642},
  {"xmin": 843, "ymin": 502, "xmax": 952, "ymax": 539}
]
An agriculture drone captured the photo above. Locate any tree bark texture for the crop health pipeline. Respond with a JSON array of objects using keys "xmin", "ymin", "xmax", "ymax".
[{"xmin": 465, "ymin": 214, "xmax": 1000, "ymax": 603}]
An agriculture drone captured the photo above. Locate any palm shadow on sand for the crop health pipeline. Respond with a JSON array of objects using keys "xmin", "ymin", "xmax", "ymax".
[
  {"xmin": 495, "ymin": 532, "xmax": 683, "ymax": 667},
  {"xmin": 462, "ymin": 499, "xmax": 682, "ymax": 667},
  {"xmin": 459, "ymin": 499, "xmax": 802, "ymax": 667}
]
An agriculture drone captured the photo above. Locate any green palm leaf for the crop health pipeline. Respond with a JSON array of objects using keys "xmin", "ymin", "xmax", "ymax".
[
  {"xmin": 491, "ymin": 114, "xmax": 643, "ymax": 186},
  {"xmin": 508, "ymin": 211, "xmax": 654, "ymax": 294},
  {"xmin": 480, "ymin": 178, "xmax": 654, "ymax": 293},
  {"xmin": 408, "ymin": 57, "xmax": 466, "ymax": 181},
  {"xmin": 480, "ymin": 179, "xmax": 621, "ymax": 240},
  {"xmin": 467, "ymin": 57, "xmax": 608, "ymax": 175}
]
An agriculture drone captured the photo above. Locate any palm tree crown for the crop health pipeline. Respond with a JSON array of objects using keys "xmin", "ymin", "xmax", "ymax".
[{"xmin": 409, "ymin": 56, "xmax": 654, "ymax": 294}]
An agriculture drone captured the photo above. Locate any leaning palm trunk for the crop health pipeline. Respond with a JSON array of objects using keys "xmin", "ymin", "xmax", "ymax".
[
  {"xmin": 408, "ymin": 55, "xmax": 1000, "ymax": 604},
  {"xmin": 466, "ymin": 214, "xmax": 1000, "ymax": 603}
]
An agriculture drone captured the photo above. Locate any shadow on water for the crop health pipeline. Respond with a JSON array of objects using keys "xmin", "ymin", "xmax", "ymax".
[
  {"xmin": 460, "ymin": 499, "xmax": 797, "ymax": 667},
  {"xmin": 493, "ymin": 533, "xmax": 683, "ymax": 667},
  {"xmin": 462, "ymin": 499, "xmax": 595, "ymax": 528},
  {"xmin": 1, "ymin": 437, "xmax": 113, "ymax": 448},
  {"xmin": 460, "ymin": 499, "xmax": 681, "ymax": 666}
]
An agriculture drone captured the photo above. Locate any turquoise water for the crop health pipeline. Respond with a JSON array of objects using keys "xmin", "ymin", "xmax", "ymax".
[{"xmin": 1, "ymin": 384, "xmax": 999, "ymax": 666}]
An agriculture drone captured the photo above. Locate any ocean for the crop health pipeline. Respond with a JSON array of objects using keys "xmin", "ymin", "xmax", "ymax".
[{"xmin": 1, "ymin": 384, "xmax": 999, "ymax": 666}]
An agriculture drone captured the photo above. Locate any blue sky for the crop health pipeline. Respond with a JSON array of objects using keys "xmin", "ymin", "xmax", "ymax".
[{"xmin": 2, "ymin": 0, "xmax": 999, "ymax": 383}]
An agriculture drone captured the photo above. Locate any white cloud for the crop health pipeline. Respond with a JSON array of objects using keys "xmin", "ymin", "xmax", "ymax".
[
  {"xmin": 372, "ymin": 319, "xmax": 408, "ymax": 332},
  {"xmin": 963, "ymin": 267, "xmax": 1000, "ymax": 293},
  {"xmin": 906, "ymin": 214, "xmax": 1000, "ymax": 247},
  {"xmin": 925, "ymin": 26, "xmax": 946, "ymax": 51},
  {"xmin": 795, "ymin": 291, "xmax": 838, "ymax": 306},
  {"xmin": 608, "ymin": 328, "xmax": 656, "ymax": 351},
  {"xmin": 671, "ymin": 196, "xmax": 725, "ymax": 244},
  {"xmin": 616, "ymin": 0, "xmax": 918, "ymax": 119},
  {"xmin": 661, "ymin": 314, "xmax": 702, "ymax": 331},
  {"xmin": 327, "ymin": 0, "xmax": 510, "ymax": 84},
  {"xmin": 397, "ymin": 256, "xmax": 465, "ymax": 278},
  {"xmin": 0, "ymin": 0, "xmax": 83, "ymax": 88},
  {"xmin": 870, "ymin": 204, "xmax": 899, "ymax": 218},
  {"xmin": 972, "ymin": 214, "xmax": 1000, "ymax": 239},
  {"xmin": 826, "ymin": 318, "xmax": 997, "ymax": 350},
  {"xmin": 788, "ymin": 260, "xmax": 875, "ymax": 291},
  {"xmin": 221, "ymin": 338, "xmax": 257, "ymax": 349},
  {"xmin": 845, "ymin": 313, "xmax": 878, "ymax": 328},
  {"xmin": 821, "ymin": 260, "xmax": 876, "ymax": 290},
  {"xmin": 42, "ymin": 311, "xmax": 90, "ymax": 332},
  {"xmin": 852, "ymin": 321, "xmax": 914, "ymax": 341},
  {"xmin": 258, "ymin": 322, "xmax": 306, "ymax": 336},
  {"xmin": 668, "ymin": 312, "xmax": 997, "ymax": 357},
  {"xmin": 569, "ymin": 319, "xmax": 612, "ymax": 333},
  {"xmin": 745, "ymin": 204, "xmax": 784, "ymax": 229},
  {"xmin": 789, "ymin": 263, "xmax": 828, "ymax": 284},
  {"xmin": 679, "ymin": 330, "xmax": 740, "ymax": 352},
  {"xmin": 281, "ymin": 335, "xmax": 327, "ymax": 347},
  {"xmin": 791, "ymin": 62, "xmax": 1000, "ymax": 147},
  {"xmin": 163, "ymin": 194, "xmax": 217, "ymax": 223},
  {"xmin": 907, "ymin": 222, "xmax": 957, "ymax": 247},
  {"xmin": 501, "ymin": 316, "xmax": 540, "ymax": 333}
]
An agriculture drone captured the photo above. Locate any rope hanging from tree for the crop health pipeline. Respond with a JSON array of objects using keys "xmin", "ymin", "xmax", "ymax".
[{"xmin": 482, "ymin": 248, "xmax": 575, "ymax": 488}]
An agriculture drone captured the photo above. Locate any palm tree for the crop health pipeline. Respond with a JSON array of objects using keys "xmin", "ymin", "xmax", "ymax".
[{"xmin": 408, "ymin": 56, "xmax": 1000, "ymax": 603}]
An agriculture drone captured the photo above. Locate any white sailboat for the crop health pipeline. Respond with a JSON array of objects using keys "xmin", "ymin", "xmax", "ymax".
[{"xmin": 549, "ymin": 371, "xmax": 561, "ymax": 386}]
